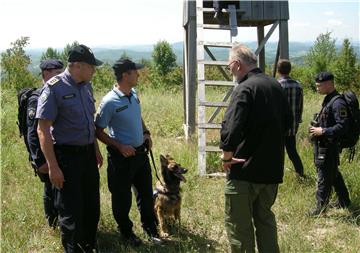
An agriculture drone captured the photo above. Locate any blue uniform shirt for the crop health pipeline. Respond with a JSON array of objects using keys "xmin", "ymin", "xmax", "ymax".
[
  {"xmin": 95, "ymin": 87, "xmax": 144, "ymax": 148},
  {"xmin": 36, "ymin": 69, "xmax": 96, "ymax": 145}
]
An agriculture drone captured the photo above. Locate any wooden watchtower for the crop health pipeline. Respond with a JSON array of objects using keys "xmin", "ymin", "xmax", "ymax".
[{"xmin": 183, "ymin": 0, "xmax": 289, "ymax": 176}]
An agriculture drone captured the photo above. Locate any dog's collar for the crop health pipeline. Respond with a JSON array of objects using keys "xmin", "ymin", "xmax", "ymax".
[{"xmin": 155, "ymin": 187, "xmax": 180, "ymax": 196}]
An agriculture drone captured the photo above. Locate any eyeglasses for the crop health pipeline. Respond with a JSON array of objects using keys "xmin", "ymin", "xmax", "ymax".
[{"xmin": 226, "ymin": 60, "xmax": 238, "ymax": 71}]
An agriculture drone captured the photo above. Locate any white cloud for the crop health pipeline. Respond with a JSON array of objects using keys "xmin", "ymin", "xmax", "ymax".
[
  {"xmin": 324, "ymin": 11, "xmax": 335, "ymax": 16},
  {"xmin": 292, "ymin": 22, "xmax": 311, "ymax": 27},
  {"xmin": 328, "ymin": 19, "xmax": 343, "ymax": 26}
]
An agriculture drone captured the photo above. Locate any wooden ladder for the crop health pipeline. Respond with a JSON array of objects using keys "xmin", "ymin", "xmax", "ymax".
[{"xmin": 196, "ymin": 0, "xmax": 240, "ymax": 176}]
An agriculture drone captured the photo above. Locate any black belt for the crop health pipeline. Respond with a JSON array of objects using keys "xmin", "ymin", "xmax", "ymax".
[
  {"xmin": 55, "ymin": 143, "xmax": 94, "ymax": 153},
  {"xmin": 107, "ymin": 144, "xmax": 148, "ymax": 155}
]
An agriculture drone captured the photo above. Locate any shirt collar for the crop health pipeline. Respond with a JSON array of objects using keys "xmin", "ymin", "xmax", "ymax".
[{"xmin": 113, "ymin": 86, "xmax": 135, "ymax": 98}]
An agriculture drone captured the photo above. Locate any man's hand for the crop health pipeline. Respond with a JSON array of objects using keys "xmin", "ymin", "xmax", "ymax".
[
  {"xmin": 95, "ymin": 149, "xmax": 103, "ymax": 168},
  {"xmin": 49, "ymin": 165, "xmax": 65, "ymax": 189},
  {"xmin": 222, "ymin": 158, "xmax": 246, "ymax": 171},
  {"xmin": 37, "ymin": 163, "xmax": 49, "ymax": 174},
  {"xmin": 144, "ymin": 134, "xmax": 152, "ymax": 149},
  {"xmin": 116, "ymin": 143, "xmax": 136, "ymax": 157},
  {"xmin": 309, "ymin": 126, "xmax": 324, "ymax": 137}
]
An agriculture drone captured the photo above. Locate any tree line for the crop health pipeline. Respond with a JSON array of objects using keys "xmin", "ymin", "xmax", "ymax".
[{"xmin": 1, "ymin": 32, "xmax": 359, "ymax": 92}]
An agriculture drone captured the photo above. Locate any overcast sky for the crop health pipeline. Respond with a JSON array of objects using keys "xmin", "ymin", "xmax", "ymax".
[{"xmin": 0, "ymin": 0, "xmax": 358, "ymax": 49}]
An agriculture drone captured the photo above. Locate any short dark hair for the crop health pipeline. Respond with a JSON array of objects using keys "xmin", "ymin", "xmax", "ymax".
[{"xmin": 277, "ymin": 59, "xmax": 291, "ymax": 75}]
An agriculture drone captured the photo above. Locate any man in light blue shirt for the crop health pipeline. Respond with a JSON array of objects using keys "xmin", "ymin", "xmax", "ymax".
[{"xmin": 95, "ymin": 59, "xmax": 162, "ymax": 247}]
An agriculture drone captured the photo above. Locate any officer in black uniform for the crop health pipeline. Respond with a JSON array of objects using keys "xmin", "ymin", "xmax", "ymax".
[
  {"xmin": 309, "ymin": 71, "xmax": 351, "ymax": 216},
  {"xmin": 27, "ymin": 59, "xmax": 63, "ymax": 227}
]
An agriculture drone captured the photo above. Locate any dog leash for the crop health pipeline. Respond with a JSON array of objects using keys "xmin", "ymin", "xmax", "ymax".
[{"xmin": 148, "ymin": 148, "xmax": 165, "ymax": 187}]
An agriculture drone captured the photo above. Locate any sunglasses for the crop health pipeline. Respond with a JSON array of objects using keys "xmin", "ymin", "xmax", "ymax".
[{"xmin": 226, "ymin": 60, "xmax": 238, "ymax": 71}]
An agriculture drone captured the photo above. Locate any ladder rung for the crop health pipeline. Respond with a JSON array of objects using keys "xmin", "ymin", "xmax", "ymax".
[
  {"xmin": 198, "ymin": 123, "xmax": 222, "ymax": 129},
  {"xmin": 206, "ymin": 172, "xmax": 226, "ymax": 178},
  {"xmin": 201, "ymin": 80, "xmax": 235, "ymax": 86},
  {"xmin": 199, "ymin": 60, "xmax": 228, "ymax": 66},
  {"xmin": 203, "ymin": 24, "xmax": 231, "ymax": 30},
  {"xmin": 202, "ymin": 41, "xmax": 234, "ymax": 48},
  {"xmin": 205, "ymin": 146, "xmax": 222, "ymax": 152},
  {"xmin": 199, "ymin": 101, "xmax": 228, "ymax": 107}
]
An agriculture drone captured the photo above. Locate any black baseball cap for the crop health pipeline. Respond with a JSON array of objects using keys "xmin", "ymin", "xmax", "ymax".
[
  {"xmin": 68, "ymin": 44, "xmax": 103, "ymax": 66},
  {"xmin": 315, "ymin": 71, "xmax": 334, "ymax": 83},
  {"xmin": 40, "ymin": 59, "xmax": 64, "ymax": 71},
  {"xmin": 112, "ymin": 59, "xmax": 144, "ymax": 76}
]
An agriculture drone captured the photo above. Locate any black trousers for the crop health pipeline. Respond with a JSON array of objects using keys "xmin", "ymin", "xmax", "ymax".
[
  {"xmin": 54, "ymin": 144, "xmax": 100, "ymax": 253},
  {"xmin": 314, "ymin": 145, "xmax": 350, "ymax": 207},
  {"xmin": 285, "ymin": 135, "xmax": 304, "ymax": 175},
  {"xmin": 107, "ymin": 146, "xmax": 157, "ymax": 236},
  {"xmin": 43, "ymin": 175, "xmax": 58, "ymax": 226}
]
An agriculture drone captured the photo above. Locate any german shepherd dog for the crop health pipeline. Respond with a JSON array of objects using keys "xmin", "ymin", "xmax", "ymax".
[{"xmin": 154, "ymin": 155, "xmax": 187, "ymax": 237}]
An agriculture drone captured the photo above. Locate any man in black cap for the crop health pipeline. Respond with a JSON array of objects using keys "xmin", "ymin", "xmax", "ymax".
[
  {"xmin": 95, "ymin": 59, "xmax": 163, "ymax": 246},
  {"xmin": 308, "ymin": 71, "xmax": 351, "ymax": 216},
  {"xmin": 37, "ymin": 45, "xmax": 103, "ymax": 252},
  {"xmin": 27, "ymin": 59, "xmax": 63, "ymax": 228}
]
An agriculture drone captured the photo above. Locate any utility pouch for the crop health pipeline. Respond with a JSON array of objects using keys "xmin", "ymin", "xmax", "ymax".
[{"xmin": 315, "ymin": 147, "xmax": 327, "ymax": 167}]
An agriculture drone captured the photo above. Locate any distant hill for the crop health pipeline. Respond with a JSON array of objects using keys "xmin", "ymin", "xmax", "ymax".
[{"xmin": 23, "ymin": 41, "xmax": 359, "ymax": 73}]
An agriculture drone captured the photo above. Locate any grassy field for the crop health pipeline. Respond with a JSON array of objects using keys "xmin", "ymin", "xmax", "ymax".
[{"xmin": 1, "ymin": 86, "xmax": 359, "ymax": 253}]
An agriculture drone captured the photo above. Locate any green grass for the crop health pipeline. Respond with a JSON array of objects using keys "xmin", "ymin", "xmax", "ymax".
[{"xmin": 1, "ymin": 87, "xmax": 360, "ymax": 252}]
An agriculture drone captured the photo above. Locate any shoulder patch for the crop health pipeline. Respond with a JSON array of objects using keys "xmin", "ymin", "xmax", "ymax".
[
  {"xmin": 340, "ymin": 107, "xmax": 348, "ymax": 118},
  {"xmin": 48, "ymin": 77, "xmax": 60, "ymax": 86}
]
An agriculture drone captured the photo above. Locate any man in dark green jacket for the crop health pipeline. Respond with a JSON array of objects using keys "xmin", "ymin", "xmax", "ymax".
[{"xmin": 220, "ymin": 44, "xmax": 292, "ymax": 253}]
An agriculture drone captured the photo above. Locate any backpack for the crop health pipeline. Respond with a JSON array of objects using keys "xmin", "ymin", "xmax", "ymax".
[
  {"xmin": 16, "ymin": 87, "xmax": 41, "ymax": 162},
  {"xmin": 326, "ymin": 91, "xmax": 360, "ymax": 161}
]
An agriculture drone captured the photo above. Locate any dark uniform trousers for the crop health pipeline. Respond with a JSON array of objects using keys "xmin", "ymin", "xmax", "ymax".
[
  {"xmin": 42, "ymin": 174, "xmax": 58, "ymax": 226},
  {"xmin": 107, "ymin": 145, "xmax": 157, "ymax": 236},
  {"xmin": 314, "ymin": 143, "xmax": 350, "ymax": 208},
  {"xmin": 285, "ymin": 135, "xmax": 304, "ymax": 175},
  {"xmin": 54, "ymin": 144, "xmax": 100, "ymax": 253}
]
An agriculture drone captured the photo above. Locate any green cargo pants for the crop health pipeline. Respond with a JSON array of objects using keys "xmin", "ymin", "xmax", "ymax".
[{"xmin": 225, "ymin": 180, "xmax": 280, "ymax": 253}]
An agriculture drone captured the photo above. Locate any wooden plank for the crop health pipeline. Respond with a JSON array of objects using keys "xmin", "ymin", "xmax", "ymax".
[
  {"xmin": 196, "ymin": 0, "xmax": 206, "ymax": 176},
  {"xmin": 279, "ymin": 20, "xmax": 289, "ymax": 59},
  {"xmin": 206, "ymin": 172, "xmax": 226, "ymax": 178},
  {"xmin": 280, "ymin": 1, "xmax": 289, "ymax": 20},
  {"xmin": 255, "ymin": 21, "xmax": 279, "ymax": 56},
  {"xmin": 202, "ymin": 41, "xmax": 234, "ymax": 48},
  {"xmin": 263, "ymin": 1, "xmax": 280, "ymax": 21},
  {"xmin": 203, "ymin": 24, "xmax": 232, "ymax": 30},
  {"xmin": 239, "ymin": 0, "xmax": 252, "ymax": 21},
  {"xmin": 257, "ymin": 25, "xmax": 265, "ymax": 72},
  {"xmin": 200, "ymin": 80, "xmax": 235, "ymax": 86},
  {"xmin": 199, "ymin": 60, "xmax": 228, "ymax": 66},
  {"xmin": 199, "ymin": 101, "xmax": 228, "ymax": 107},
  {"xmin": 251, "ymin": 1, "xmax": 264, "ymax": 21},
  {"xmin": 198, "ymin": 123, "xmax": 222, "ymax": 129}
]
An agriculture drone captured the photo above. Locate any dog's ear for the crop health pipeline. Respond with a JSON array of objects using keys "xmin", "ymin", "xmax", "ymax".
[{"xmin": 160, "ymin": 155, "xmax": 168, "ymax": 167}]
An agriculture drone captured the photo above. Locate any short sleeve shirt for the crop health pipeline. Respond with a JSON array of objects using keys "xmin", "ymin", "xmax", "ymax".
[
  {"xmin": 36, "ymin": 69, "xmax": 96, "ymax": 145},
  {"xmin": 95, "ymin": 87, "xmax": 144, "ymax": 148}
]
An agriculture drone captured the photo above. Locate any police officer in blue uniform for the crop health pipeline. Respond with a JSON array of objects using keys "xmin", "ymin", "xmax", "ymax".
[
  {"xmin": 27, "ymin": 59, "xmax": 64, "ymax": 228},
  {"xmin": 36, "ymin": 45, "xmax": 103, "ymax": 252},
  {"xmin": 309, "ymin": 72, "xmax": 351, "ymax": 216},
  {"xmin": 95, "ymin": 59, "xmax": 162, "ymax": 247}
]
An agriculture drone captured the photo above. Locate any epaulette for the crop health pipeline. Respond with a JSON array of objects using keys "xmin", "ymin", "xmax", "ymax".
[{"xmin": 48, "ymin": 77, "xmax": 60, "ymax": 86}]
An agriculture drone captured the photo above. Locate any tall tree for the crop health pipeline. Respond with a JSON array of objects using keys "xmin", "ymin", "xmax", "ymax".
[
  {"xmin": 0, "ymin": 37, "xmax": 37, "ymax": 89},
  {"xmin": 40, "ymin": 47, "xmax": 61, "ymax": 61},
  {"xmin": 60, "ymin": 41, "xmax": 79, "ymax": 63},
  {"xmin": 302, "ymin": 32, "xmax": 337, "ymax": 90},
  {"xmin": 152, "ymin": 40, "xmax": 176, "ymax": 76},
  {"xmin": 305, "ymin": 32, "xmax": 337, "ymax": 74},
  {"xmin": 333, "ymin": 39, "xmax": 360, "ymax": 90}
]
